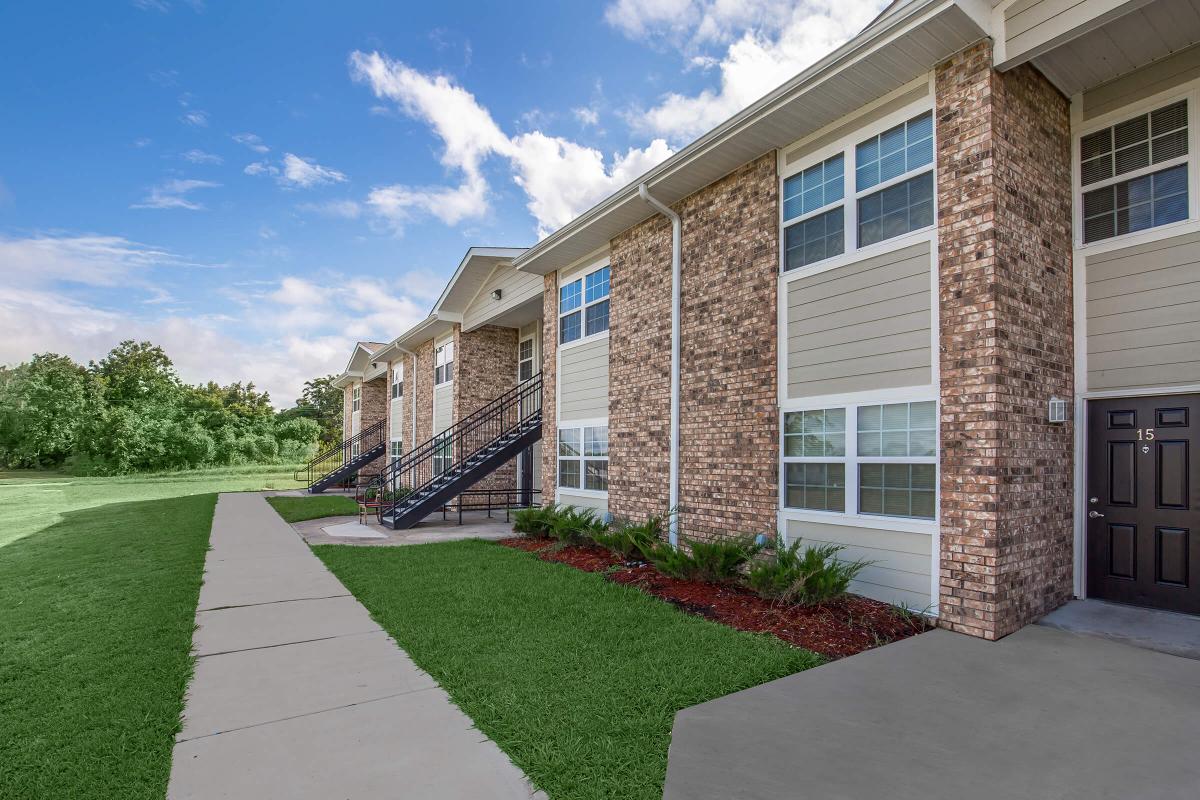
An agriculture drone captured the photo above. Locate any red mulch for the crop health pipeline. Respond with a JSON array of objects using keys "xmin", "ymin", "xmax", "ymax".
[{"xmin": 497, "ymin": 537, "xmax": 930, "ymax": 659}]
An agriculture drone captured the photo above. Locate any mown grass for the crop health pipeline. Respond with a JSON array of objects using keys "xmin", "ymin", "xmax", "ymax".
[
  {"xmin": 0, "ymin": 494, "xmax": 215, "ymax": 799},
  {"xmin": 314, "ymin": 539, "xmax": 822, "ymax": 800},
  {"xmin": 266, "ymin": 494, "xmax": 359, "ymax": 522},
  {"xmin": 0, "ymin": 465, "xmax": 306, "ymax": 798}
]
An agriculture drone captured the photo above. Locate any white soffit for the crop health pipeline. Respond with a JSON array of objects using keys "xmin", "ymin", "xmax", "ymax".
[{"xmin": 513, "ymin": 0, "xmax": 987, "ymax": 276}]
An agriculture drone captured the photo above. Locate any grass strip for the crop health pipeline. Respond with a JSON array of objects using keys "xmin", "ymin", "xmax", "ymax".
[{"xmin": 265, "ymin": 494, "xmax": 359, "ymax": 523}]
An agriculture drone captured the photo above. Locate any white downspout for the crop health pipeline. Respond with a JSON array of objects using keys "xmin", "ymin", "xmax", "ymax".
[{"xmin": 638, "ymin": 183, "xmax": 682, "ymax": 547}]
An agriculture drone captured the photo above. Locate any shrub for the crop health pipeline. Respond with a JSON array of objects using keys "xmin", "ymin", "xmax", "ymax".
[
  {"xmin": 644, "ymin": 541, "xmax": 698, "ymax": 580},
  {"xmin": 550, "ymin": 506, "xmax": 607, "ymax": 545},
  {"xmin": 591, "ymin": 515, "xmax": 663, "ymax": 560},
  {"xmin": 748, "ymin": 538, "xmax": 870, "ymax": 606},
  {"xmin": 512, "ymin": 504, "xmax": 560, "ymax": 538},
  {"xmin": 646, "ymin": 535, "xmax": 762, "ymax": 583}
]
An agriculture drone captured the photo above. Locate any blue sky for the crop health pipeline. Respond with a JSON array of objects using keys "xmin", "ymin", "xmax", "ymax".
[{"xmin": 0, "ymin": 0, "xmax": 882, "ymax": 405}]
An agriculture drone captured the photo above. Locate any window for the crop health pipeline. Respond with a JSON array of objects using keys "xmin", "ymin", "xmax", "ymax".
[
  {"xmin": 780, "ymin": 106, "xmax": 935, "ymax": 274},
  {"xmin": 432, "ymin": 436, "xmax": 452, "ymax": 475},
  {"xmin": 390, "ymin": 440, "xmax": 403, "ymax": 460},
  {"xmin": 855, "ymin": 111, "xmax": 934, "ymax": 247},
  {"xmin": 351, "ymin": 441, "xmax": 361, "ymax": 459},
  {"xmin": 783, "ymin": 400, "xmax": 936, "ymax": 521},
  {"xmin": 434, "ymin": 341, "xmax": 454, "ymax": 385},
  {"xmin": 391, "ymin": 366, "xmax": 404, "ymax": 399},
  {"xmin": 783, "ymin": 154, "xmax": 845, "ymax": 271},
  {"xmin": 1080, "ymin": 100, "xmax": 1189, "ymax": 243},
  {"xmin": 557, "ymin": 425, "xmax": 608, "ymax": 492},
  {"xmin": 518, "ymin": 337, "xmax": 535, "ymax": 382},
  {"xmin": 559, "ymin": 265, "xmax": 610, "ymax": 344},
  {"xmin": 351, "ymin": 385, "xmax": 361, "ymax": 412}
]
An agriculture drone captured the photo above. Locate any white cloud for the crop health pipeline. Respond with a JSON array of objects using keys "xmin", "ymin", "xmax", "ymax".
[
  {"xmin": 132, "ymin": 178, "xmax": 220, "ymax": 210},
  {"xmin": 182, "ymin": 148, "xmax": 223, "ymax": 165},
  {"xmin": 181, "ymin": 109, "xmax": 209, "ymax": 127},
  {"xmin": 279, "ymin": 153, "xmax": 348, "ymax": 188},
  {"xmin": 573, "ymin": 106, "xmax": 600, "ymax": 126},
  {"xmin": 232, "ymin": 132, "xmax": 270, "ymax": 153},
  {"xmin": 297, "ymin": 199, "xmax": 362, "ymax": 219},
  {"xmin": 243, "ymin": 161, "xmax": 276, "ymax": 177},
  {"xmin": 608, "ymin": 0, "xmax": 887, "ymax": 142},
  {"xmin": 0, "ymin": 234, "xmax": 426, "ymax": 406},
  {"xmin": 349, "ymin": 50, "xmax": 674, "ymax": 238}
]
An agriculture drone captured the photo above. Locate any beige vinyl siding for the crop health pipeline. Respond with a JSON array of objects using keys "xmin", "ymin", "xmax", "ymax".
[
  {"xmin": 559, "ymin": 336, "xmax": 609, "ymax": 421},
  {"xmin": 784, "ymin": 519, "xmax": 931, "ymax": 609},
  {"xmin": 558, "ymin": 491, "xmax": 608, "ymax": 515},
  {"xmin": 462, "ymin": 266, "xmax": 544, "ymax": 331},
  {"xmin": 1086, "ymin": 231, "xmax": 1200, "ymax": 391},
  {"xmin": 433, "ymin": 384, "xmax": 453, "ymax": 435},
  {"xmin": 786, "ymin": 241, "xmax": 932, "ymax": 399},
  {"xmin": 1082, "ymin": 44, "xmax": 1200, "ymax": 121},
  {"xmin": 1004, "ymin": 0, "xmax": 1136, "ymax": 67}
]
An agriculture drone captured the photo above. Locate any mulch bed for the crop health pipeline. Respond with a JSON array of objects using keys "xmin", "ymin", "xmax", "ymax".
[{"xmin": 497, "ymin": 537, "xmax": 931, "ymax": 660}]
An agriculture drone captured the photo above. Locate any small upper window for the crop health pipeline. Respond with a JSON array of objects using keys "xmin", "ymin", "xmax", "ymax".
[
  {"xmin": 783, "ymin": 154, "xmax": 846, "ymax": 272},
  {"xmin": 434, "ymin": 341, "xmax": 454, "ymax": 385},
  {"xmin": 1080, "ymin": 100, "xmax": 1189, "ymax": 244},
  {"xmin": 855, "ymin": 111, "xmax": 933, "ymax": 192},
  {"xmin": 518, "ymin": 337, "xmax": 535, "ymax": 382},
  {"xmin": 351, "ymin": 385, "xmax": 361, "ymax": 412},
  {"xmin": 560, "ymin": 265, "xmax": 610, "ymax": 344},
  {"xmin": 391, "ymin": 366, "xmax": 404, "ymax": 399}
]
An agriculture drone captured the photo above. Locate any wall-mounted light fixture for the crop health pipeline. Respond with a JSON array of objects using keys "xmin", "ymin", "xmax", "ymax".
[
  {"xmin": 1048, "ymin": 397, "xmax": 1068, "ymax": 423},
  {"xmin": 491, "ymin": 289, "xmax": 502, "ymax": 301}
]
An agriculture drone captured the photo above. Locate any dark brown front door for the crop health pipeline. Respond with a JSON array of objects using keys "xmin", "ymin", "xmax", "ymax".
[{"xmin": 1087, "ymin": 395, "xmax": 1199, "ymax": 614}]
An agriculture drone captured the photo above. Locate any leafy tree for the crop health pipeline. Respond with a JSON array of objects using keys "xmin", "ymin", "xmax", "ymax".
[
  {"xmin": 283, "ymin": 374, "xmax": 343, "ymax": 448},
  {"xmin": 90, "ymin": 340, "xmax": 179, "ymax": 409},
  {"xmin": 0, "ymin": 353, "xmax": 100, "ymax": 468}
]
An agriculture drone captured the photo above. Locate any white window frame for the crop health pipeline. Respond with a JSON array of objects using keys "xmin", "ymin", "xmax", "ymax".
[
  {"xmin": 556, "ymin": 420, "xmax": 608, "ymax": 496},
  {"xmin": 389, "ymin": 439, "xmax": 403, "ymax": 461},
  {"xmin": 390, "ymin": 365, "xmax": 404, "ymax": 399},
  {"xmin": 1073, "ymin": 85, "xmax": 1200, "ymax": 253},
  {"xmin": 779, "ymin": 95, "xmax": 936, "ymax": 281},
  {"xmin": 432, "ymin": 435, "xmax": 453, "ymax": 475},
  {"xmin": 518, "ymin": 334, "xmax": 536, "ymax": 382},
  {"xmin": 351, "ymin": 385, "xmax": 361, "ymax": 413},
  {"xmin": 434, "ymin": 339, "xmax": 454, "ymax": 386},
  {"xmin": 558, "ymin": 264, "xmax": 610, "ymax": 349},
  {"xmin": 779, "ymin": 388, "xmax": 939, "ymax": 535}
]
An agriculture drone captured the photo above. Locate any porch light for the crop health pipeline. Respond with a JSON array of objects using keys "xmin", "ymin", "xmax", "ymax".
[{"xmin": 491, "ymin": 289, "xmax": 502, "ymax": 301}]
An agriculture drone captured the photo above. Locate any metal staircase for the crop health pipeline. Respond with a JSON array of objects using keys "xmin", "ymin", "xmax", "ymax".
[
  {"xmin": 374, "ymin": 373, "xmax": 542, "ymax": 529},
  {"xmin": 295, "ymin": 418, "xmax": 387, "ymax": 493}
]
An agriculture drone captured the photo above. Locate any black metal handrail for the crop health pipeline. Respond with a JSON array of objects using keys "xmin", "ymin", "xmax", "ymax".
[
  {"xmin": 438, "ymin": 488, "xmax": 542, "ymax": 524},
  {"xmin": 294, "ymin": 417, "xmax": 387, "ymax": 487},
  {"xmin": 374, "ymin": 372, "xmax": 542, "ymax": 521}
]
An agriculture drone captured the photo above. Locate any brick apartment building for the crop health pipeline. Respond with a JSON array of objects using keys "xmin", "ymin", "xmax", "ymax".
[{"xmin": 319, "ymin": 0, "xmax": 1200, "ymax": 639}]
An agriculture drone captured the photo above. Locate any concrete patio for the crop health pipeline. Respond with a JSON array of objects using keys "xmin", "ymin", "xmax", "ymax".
[
  {"xmin": 289, "ymin": 509, "xmax": 517, "ymax": 546},
  {"xmin": 168, "ymin": 492, "xmax": 542, "ymax": 800},
  {"xmin": 664, "ymin": 624, "xmax": 1200, "ymax": 800}
]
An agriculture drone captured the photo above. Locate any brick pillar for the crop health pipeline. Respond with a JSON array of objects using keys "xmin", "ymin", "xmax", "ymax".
[
  {"xmin": 455, "ymin": 324, "xmax": 520, "ymax": 490},
  {"xmin": 414, "ymin": 340, "xmax": 435, "ymax": 447},
  {"xmin": 540, "ymin": 273, "xmax": 558, "ymax": 505},
  {"xmin": 358, "ymin": 376, "xmax": 388, "ymax": 476},
  {"xmin": 935, "ymin": 42, "xmax": 1075, "ymax": 640}
]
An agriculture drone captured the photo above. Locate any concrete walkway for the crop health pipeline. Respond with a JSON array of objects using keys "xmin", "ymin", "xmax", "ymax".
[
  {"xmin": 664, "ymin": 625, "xmax": 1200, "ymax": 800},
  {"xmin": 168, "ymin": 492, "xmax": 543, "ymax": 800},
  {"xmin": 290, "ymin": 511, "xmax": 517, "ymax": 547}
]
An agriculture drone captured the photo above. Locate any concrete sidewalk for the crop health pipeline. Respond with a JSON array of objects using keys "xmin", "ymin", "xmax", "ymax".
[
  {"xmin": 168, "ymin": 492, "xmax": 543, "ymax": 800},
  {"xmin": 664, "ymin": 625, "xmax": 1200, "ymax": 800}
]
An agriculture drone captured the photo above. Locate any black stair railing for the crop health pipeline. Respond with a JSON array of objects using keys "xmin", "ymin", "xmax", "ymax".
[
  {"xmin": 295, "ymin": 417, "xmax": 387, "ymax": 487},
  {"xmin": 374, "ymin": 372, "xmax": 542, "ymax": 522}
]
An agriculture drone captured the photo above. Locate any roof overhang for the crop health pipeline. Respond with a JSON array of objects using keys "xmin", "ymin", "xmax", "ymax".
[
  {"xmin": 332, "ymin": 342, "xmax": 386, "ymax": 388},
  {"xmin": 432, "ymin": 246, "xmax": 528, "ymax": 316},
  {"xmin": 513, "ymin": 0, "xmax": 988, "ymax": 276}
]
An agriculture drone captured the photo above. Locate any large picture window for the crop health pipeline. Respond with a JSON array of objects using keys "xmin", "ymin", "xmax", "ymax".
[
  {"xmin": 1080, "ymin": 100, "xmax": 1189, "ymax": 243},
  {"xmin": 557, "ymin": 424, "xmax": 608, "ymax": 492},
  {"xmin": 783, "ymin": 400, "xmax": 936, "ymax": 521},
  {"xmin": 434, "ymin": 341, "xmax": 454, "ymax": 385},
  {"xmin": 781, "ymin": 105, "xmax": 934, "ymax": 274},
  {"xmin": 559, "ymin": 265, "xmax": 610, "ymax": 344}
]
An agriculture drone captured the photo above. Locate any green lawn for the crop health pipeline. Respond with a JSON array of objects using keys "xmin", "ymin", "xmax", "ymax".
[
  {"xmin": 314, "ymin": 539, "xmax": 822, "ymax": 800},
  {"xmin": 266, "ymin": 493, "xmax": 359, "ymax": 522},
  {"xmin": 0, "ymin": 466, "xmax": 306, "ymax": 799}
]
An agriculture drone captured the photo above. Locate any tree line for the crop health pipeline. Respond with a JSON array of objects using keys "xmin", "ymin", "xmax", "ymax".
[{"xmin": 0, "ymin": 340, "xmax": 343, "ymax": 475}]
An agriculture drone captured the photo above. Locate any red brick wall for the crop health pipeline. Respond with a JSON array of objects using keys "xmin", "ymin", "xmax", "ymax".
[
  {"xmin": 358, "ymin": 376, "xmax": 388, "ymax": 476},
  {"xmin": 414, "ymin": 339, "xmax": 435, "ymax": 448},
  {"xmin": 609, "ymin": 153, "xmax": 779, "ymax": 540},
  {"xmin": 935, "ymin": 42, "xmax": 1075, "ymax": 639},
  {"xmin": 456, "ymin": 324, "xmax": 520, "ymax": 491},
  {"xmin": 540, "ymin": 273, "xmax": 559, "ymax": 504}
]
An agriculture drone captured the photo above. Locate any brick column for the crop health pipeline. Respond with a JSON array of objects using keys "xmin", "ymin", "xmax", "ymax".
[
  {"xmin": 935, "ymin": 42, "xmax": 1075, "ymax": 639},
  {"xmin": 540, "ymin": 273, "xmax": 559, "ymax": 505},
  {"xmin": 456, "ymin": 324, "xmax": 520, "ymax": 490},
  {"xmin": 358, "ymin": 376, "xmax": 388, "ymax": 476},
  {"xmin": 414, "ymin": 340, "xmax": 435, "ymax": 447}
]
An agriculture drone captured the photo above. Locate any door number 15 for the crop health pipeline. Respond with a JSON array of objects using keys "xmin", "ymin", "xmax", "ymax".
[{"xmin": 1136, "ymin": 428, "xmax": 1156, "ymax": 440}]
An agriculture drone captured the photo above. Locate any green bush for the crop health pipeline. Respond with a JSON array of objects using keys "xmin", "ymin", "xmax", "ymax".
[
  {"xmin": 591, "ymin": 515, "xmax": 663, "ymax": 560},
  {"xmin": 646, "ymin": 535, "xmax": 761, "ymax": 583},
  {"xmin": 550, "ymin": 506, "xmax": 607, "ymax": 545},
  {"xmin": 748, "ymin": 538, "xmax": 870, "ymax": 606},
  {"xmin": 512, "ymin": 504, "xmax": 560, "ymax": 538}
]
